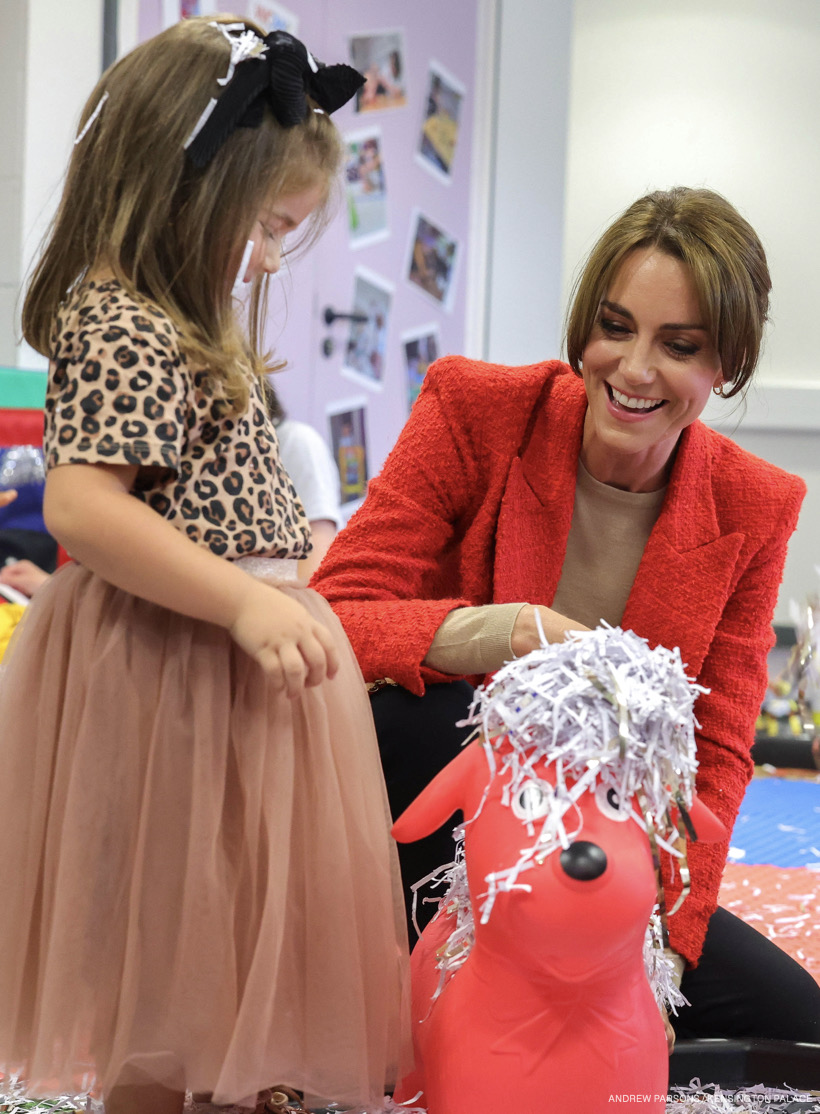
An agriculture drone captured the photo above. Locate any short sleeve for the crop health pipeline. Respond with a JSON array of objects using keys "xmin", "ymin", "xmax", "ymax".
[
  {"xmin": 45, "ymin": 285, "xmax": 190, "ymax": 476},
  {"xmin": 276, "ymin": 420, "xmax": 344, "ymax": 528}
]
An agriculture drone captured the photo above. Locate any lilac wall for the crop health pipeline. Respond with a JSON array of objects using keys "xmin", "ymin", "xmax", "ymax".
[{"xmin": 136, "ymin": 0, "xmax": 480, "ymax": 488}]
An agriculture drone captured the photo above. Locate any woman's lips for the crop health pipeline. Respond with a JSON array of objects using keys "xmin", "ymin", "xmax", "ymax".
[{"xmin": 605, "ymin": 382, "xmax": 667, "ymax": 418}]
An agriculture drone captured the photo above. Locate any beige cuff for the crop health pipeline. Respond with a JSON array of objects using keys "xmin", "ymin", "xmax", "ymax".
[
  {"xmin": 664, "ymin": 946, "xmax": 686, "ymax": 989},
  {"xmin": 423, "ymin": 603, "xmax": 528, "ymax": 675}
]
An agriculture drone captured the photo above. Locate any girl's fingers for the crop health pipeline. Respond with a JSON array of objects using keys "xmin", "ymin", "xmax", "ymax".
[
  {"xmin": 277, "ymin": 642, "xmax": 308, "ymax": 699},
  {"xmin": 298, "ymin": 632, "xmax": 328, "ymax": 688},
  {"xmin": 243, "ymin": 609, "xmax": 340, "ymax": 694},
  {"xmin": 312, "ymin": 622, "xmax": 340, "ymax": 679},
  {"xmin": 255, "ymin": 646, "xmax": 287, "ymax": 688}
]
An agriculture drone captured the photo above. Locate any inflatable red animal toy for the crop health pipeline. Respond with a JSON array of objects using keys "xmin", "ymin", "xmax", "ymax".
[{"xmin": 392, "ymin": 627, "xmax": 726, "ymax": 1114}]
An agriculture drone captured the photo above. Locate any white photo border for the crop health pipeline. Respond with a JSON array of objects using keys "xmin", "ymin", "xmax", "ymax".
[
  {"xmin": 415, "ymin": 58, "xmax": 466, "ymax": 185},
  {"xmin": 348, "ymin": 27, "xmax": 409, "ymax": 115},
  {"xmin": 404, "ymin": 208, "xmax": 460, "ymax": 314},
  {"xmin": 340, "ymin": 266, "xmax": 396, "ymax": 392},
  {"xmin": 344, "ymin": 124, "xmax": 390, "ymax": 250},
  {"xmin": 400, "ymin": 322, "xmax": 441, "ymax": 413},
  {"xmin": 325, "ymin": 395, "xmax": 370, "ymax": 519}
]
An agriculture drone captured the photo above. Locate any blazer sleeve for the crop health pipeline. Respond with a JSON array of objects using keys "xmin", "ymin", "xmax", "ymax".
[
  {"xmin": 667, "ymin": 472, "xmax": 806, "ymax": 966},
  {"xmin": 311, "ymin": 358, "xmax": 484, "ymax": 694}
]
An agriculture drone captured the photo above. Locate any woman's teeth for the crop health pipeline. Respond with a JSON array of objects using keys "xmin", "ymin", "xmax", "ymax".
[{"xmin": 609, "ymin": 385, "xmax": 664, "ymax": 412}]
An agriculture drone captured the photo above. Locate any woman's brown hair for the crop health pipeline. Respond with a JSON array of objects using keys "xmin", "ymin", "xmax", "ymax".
[
  {"xmin": 565, "ymin": 187, "xmax": 771, "ymax": 398},
  {"xmin": 22, "ymin": 16, "xmax": 342, "ymax": 413}
]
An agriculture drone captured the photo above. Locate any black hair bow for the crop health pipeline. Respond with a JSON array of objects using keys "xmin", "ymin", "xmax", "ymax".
[{"xmin": 186, "ymin": 29, "xmax": 365, "ymax": 169}]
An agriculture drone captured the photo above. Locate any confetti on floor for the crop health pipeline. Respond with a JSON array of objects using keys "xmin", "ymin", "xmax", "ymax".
[
  {"xmin": 717, "ymin": 766, "xmax": 820, "ymax": 986},
  {"xmin": 719, "ymin": 861, "xmax": 820, "ymax": 988}
]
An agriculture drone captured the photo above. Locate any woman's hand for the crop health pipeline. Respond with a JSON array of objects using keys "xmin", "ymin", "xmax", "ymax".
[
  {"xmin": 230, "ymin": 578, "xmax": 340, "ymax": 697},
  {"xmin": 510, "ymin": 603, "xmax": 590, "ymax": 657},
  {"xmin": 0, "ymin": 559, "xmax": 51, "ymax": 598},
  {"xmin": 0, "ymin": 489, "xmax": 18, "ymax": 509}
]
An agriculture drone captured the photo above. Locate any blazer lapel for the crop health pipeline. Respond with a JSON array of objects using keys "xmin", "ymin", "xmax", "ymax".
[
  {"xmin": 494, "ymin": 401, "xmax": 745, "ymax": 678},
  {"xmin": 622, "ymin": 421, "xmax": 744, "ymax": 675},
  {"xmin": 493, "ymin": 375, "xmax": 587, "ymax": 605}
]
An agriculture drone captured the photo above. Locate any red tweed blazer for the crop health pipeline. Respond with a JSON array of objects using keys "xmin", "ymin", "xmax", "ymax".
[{"xmin": 313, "ymin": 357, "xmax": 806, "ymax": 964}]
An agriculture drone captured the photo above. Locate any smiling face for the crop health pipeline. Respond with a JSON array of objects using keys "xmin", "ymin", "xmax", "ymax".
[
  {"xmin": 579, "ymin": 247, "xmax": 723, "ymax": 492},
  {"xmin": 240, "ymin": 180, "xmax": 327, "ymax": 283}
]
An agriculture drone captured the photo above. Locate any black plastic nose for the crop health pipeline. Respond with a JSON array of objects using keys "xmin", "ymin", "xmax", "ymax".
[{"xmin": 559, "ymin": 840, "xmax": 608, "ymax": 881}]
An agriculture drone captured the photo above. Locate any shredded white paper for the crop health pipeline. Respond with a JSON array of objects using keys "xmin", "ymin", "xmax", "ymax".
[{"xmin": 184, "ymin": 23, "xmax": 269, "ymax": 150}]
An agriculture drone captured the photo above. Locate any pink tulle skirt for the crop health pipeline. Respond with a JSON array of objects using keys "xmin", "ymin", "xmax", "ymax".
[{"xmin": 0, "ymin": 562, "xmax": 409, "ymax": 1110}]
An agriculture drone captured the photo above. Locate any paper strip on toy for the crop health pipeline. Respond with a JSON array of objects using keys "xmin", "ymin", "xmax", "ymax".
[{"xmin": 391, "ymin": 625, "xmax": 727, "ymax": 1114}]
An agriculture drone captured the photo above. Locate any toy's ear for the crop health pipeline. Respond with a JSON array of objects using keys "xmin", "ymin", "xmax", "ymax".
[
  {"xmin": 392, "ymin": 742, "xmax": 487, "ymax": 844},
  {"xmin": 672, "ymin": 792, "xmax": 727, "ymax": 843}
]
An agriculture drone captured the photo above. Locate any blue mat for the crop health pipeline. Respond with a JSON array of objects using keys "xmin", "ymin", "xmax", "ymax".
[{"xmin": 728, "ymin": 778, "xmax": 820, "ymax": 868}]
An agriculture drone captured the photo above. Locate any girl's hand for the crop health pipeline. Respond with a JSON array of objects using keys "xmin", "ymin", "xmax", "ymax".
[
  {"xmin": 0, "ymin": 489, "xmax": 18, "ymax": 509},
  {"xmin": 0, "ymin": 559, "xmax": 51, "ymax": 598},
  {"xmin": 511, "ymin": 603, "xmax": 590, "ymax": 657},
  {"xmin": 44, "ymin": 463, "xmax": 339, "ymax": 695},
  {"xmin": 230, "ymin": 579, "xmax": 340, "ymax": 697}
]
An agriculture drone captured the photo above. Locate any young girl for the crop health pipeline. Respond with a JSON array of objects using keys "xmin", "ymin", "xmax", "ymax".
[{"xmin": 0, "ymin": 18, "xmax": 407, "ymax": 1114}]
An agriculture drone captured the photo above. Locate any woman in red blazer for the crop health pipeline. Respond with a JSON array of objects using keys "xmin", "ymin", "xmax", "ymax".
[{"xmin": 313, "ymin": 188, "xmax": 818, "ymax": 1044}]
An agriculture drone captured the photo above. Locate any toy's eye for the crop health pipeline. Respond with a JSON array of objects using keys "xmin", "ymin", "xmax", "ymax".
[
  {"xmin": 511, "ymin": 780, "xmax": 552, "ymax": 822},
  {"xmin": 595, "ymin": 783, "xmax": 630, "ymax": 822}
]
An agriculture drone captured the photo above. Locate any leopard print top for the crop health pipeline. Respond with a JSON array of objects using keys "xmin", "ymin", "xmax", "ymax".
[{"xmin": 45, "ymin": 280, "xmax": 311, "ymax": 561}]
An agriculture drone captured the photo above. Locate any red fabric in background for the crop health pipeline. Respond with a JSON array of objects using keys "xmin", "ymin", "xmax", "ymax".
[{"xmin": 0, "ymin": 408, "xmax": 43, "ymax": 448}]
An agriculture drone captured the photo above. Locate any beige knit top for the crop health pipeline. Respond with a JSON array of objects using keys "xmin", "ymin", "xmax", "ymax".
[{"xmin": 424, "ymin": 461, "xmax": 667, "ymax": 674}]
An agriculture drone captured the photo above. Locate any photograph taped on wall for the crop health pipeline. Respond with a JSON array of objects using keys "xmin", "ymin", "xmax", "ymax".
[
  {"xmin": 162, "ymin": 0, "xmax": 295, "ymax": 32},
  {"xmin": 417, "ymin": 60, "xmax": 465, "ymax": 183},
  {"xmin": 344, "ymin": 126, "xmax": 389, "ymax": 249},
  {"xmin": 341, "ymin": 267, "xmax": 394, "ymax": 391},
  {"xmin": 350, "ymin": 29, "xmax": 407, "ymax": 113},
  {"xmin": 162, "ymin": 0, "xmax": 193, "ymax": 25},
  {"xmin": 401, "ymin": 324, "xmax": 440, "ymax": 412},
  {"xmin": 327, "ymin": 398, "xmax": 369, "ymax": 514},
  {"xmin": 406, "ymin": 209, "xmax": 459, "ymax": 312},
  {"xmin": 161, "ymin": 0, "xmax": 218, "ymax": 25},
  {"xmin": 247, "ymin": 1, "xmax": 299, "ymax": 35}
]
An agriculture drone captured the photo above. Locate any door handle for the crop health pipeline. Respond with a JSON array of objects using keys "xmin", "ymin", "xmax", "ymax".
[{"xmin": 323, "ymin": 306, "xmax": 369, "ymax": 326}]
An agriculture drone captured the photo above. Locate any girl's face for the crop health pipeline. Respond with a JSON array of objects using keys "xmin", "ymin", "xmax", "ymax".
[
  {"xmin": 579, "ymin": 247, "xmax": 723, "ymax": 492},
  {"xmin": 239, "ymin": 181, "xmax": 326, "ymax": 284}
]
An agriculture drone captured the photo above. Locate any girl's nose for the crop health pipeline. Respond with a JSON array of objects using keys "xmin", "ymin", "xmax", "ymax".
[{"xmin": 266, "ymin": 241, "xmax": 282, "ymax": 275}]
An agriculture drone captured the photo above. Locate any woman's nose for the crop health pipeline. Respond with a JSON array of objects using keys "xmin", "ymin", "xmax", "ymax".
[{"xmin": 620, "ymin": 340, "xmax": 654, "ymax": 384}]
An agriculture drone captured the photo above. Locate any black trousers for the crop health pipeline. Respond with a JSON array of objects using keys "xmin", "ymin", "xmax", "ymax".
[{"xmin": 372, "ymin": 682, "xmax": 820, "ymax": 1044}]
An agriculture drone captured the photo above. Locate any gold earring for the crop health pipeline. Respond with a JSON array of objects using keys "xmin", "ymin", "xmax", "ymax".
[{"xmin": 713, "ymin": 384, "xmax": 725, "ymax": 398}]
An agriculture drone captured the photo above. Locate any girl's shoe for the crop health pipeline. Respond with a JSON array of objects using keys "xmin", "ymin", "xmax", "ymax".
[{"xmin": 264, "ymin": 1087, "xmax": 308, "ymax": 1113}]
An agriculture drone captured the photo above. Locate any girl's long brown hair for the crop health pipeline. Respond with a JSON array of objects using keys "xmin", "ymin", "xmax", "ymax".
[{"xmin": 23, "ymin": 16, "xmax": 342, "ymax": 413}]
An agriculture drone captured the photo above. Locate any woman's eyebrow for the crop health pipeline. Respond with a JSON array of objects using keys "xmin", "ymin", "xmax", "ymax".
[{"xmin": 600, "ymin": 299, "xmax": 707, "ymax": 331}]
